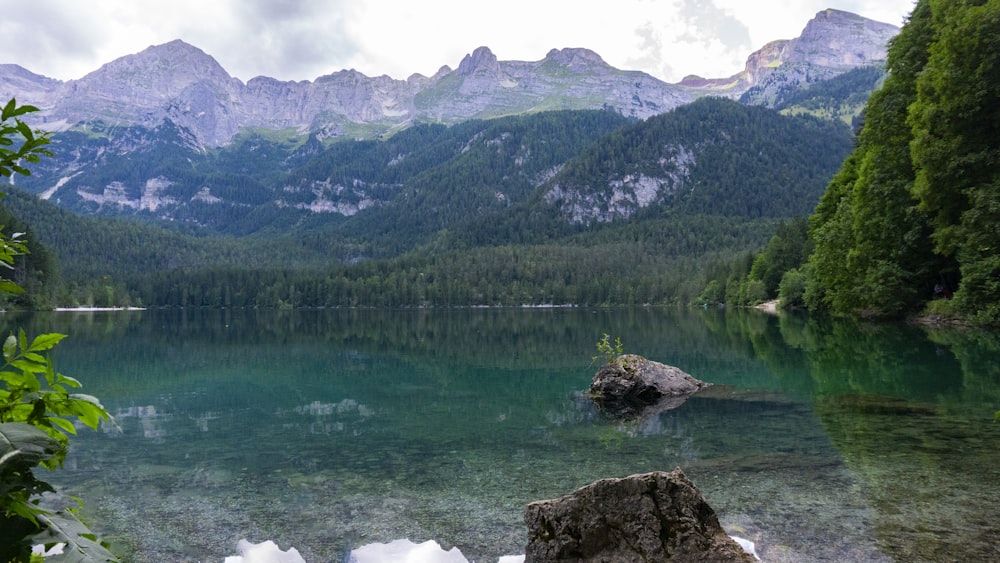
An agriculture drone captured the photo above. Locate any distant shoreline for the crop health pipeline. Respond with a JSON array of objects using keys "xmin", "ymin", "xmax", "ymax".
[
  {"xmin": 754, "ymin": 299, "xmax": 779, "ymax": 314},
  {"xmin": 51, "ymin": 307, "xmax": 147, "ymax": 312}
]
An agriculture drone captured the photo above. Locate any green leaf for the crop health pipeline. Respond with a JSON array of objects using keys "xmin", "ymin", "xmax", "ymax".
[
  {"xmin": 57, "ymin": 375, "xmax": 82, "ymax": 389},
  {"xmin": 15, "ymin": 120, "xmax": 33, "ymax": 142},
  {"xmin": 7, "ymin": 498, "xmax": 47, "ymax": 526},
  {"xmin": 67, "ymin": 396, "xmax": 108, "ymax": 430},
  {"xmin": 1, "ymin": 98, "xmax": 15, "ymax": 120},
  {"xmin": 28, "ymin": 333, "xmax": 67, "ymax": 353},
  {"xmin": 10, "ymin": 359, "xmax": 47, "ymax": 376},
  {"xmin": 49, "ymin": 417, "xmax": 78, "ymax": 436},
  {"xmin": 23, "ymin": 352, "xmax": 46, "ymax": 363},
  {"xmin": 0, "ymin": 277, "xmax": 21, "ymax": 295},
  {"xmin": 9, "ymin": 104, "xmax": 40, "ymax": 118},
  {"xmin": 3, "ymin": 334, "xmax": 16, "ymax": 360},
  {"xmin": 0, "ymin": 369, "xmax": 21, "ymax": 386},
  {"xmin": 31, "ymin": 511, "xmax": 120, "ymax": 562},
  {"xmin": 0, "ymin": 422, "xmax": 62, "ymax": 469}
]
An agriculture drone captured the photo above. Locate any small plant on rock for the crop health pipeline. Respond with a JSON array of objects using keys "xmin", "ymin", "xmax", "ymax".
[{"xmin": 593, "ymin": 333, "xmax": 624, "ymax": 365}]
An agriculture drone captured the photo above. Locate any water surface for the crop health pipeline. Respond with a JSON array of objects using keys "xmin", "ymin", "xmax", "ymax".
[{"xmin": 9, "ymin": 308, "xmax": 999, "ymax": 562}]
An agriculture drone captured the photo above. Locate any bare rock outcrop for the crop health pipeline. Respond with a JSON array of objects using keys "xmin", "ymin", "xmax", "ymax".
[
  {"xmin": 590, "ymin": 355, "xmax": 709, "ymax": 419},
  {"xmin": 524, "ymin": 468, "xmax": 757, "ymax": 562}
]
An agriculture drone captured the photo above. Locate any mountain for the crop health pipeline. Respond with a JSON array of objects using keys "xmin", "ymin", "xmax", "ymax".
[
  {"xmin": 773, "ymin": 64, "xmax": 886, "ymax": 125},
  {"xmin": 683, "ymin": 9, "xmax": 898, "ymax": 106},
  {"xmin": 13, "ymin": 109, "xmax": 635, "ymax": 243},
  {"xmin": 4, "ymin": 41, "xmax": 691, "ymax": 147},
  {"xmin": 0, "ymin": 9, "xmax": 888, "ymax": 307},
  {"xmin": 2, "ymin": 10, "xmax": 897, "ymax": 147},
  {"xmin": 5, "ymin": 98, "xmax": 853, "ymax": 291},
  {"xmin": 543, "ymin": 98, "xmax": 853, "ymax": 225}
]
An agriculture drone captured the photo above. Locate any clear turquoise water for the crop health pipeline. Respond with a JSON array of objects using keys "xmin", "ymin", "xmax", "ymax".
[{"xmin": 9, "ymin": 308, "xmax": 1000, "ymax": 562}]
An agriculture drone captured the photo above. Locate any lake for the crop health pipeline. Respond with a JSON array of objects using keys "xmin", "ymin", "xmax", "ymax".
[{"xmin": 8, "ymin": 307, "xmax": 1000, "ymax": 562}]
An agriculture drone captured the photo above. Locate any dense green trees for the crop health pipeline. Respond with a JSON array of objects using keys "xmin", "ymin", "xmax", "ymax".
[
  {"xmin": 806, "ymin": 0, "xmax": 942, "ymax": 317},
  {"xmin": 698, "ymin": 217, "xmax": 811, "ymax": 308},
  {"xmin": 133, "ymin": 215, "xmax": 778, "ymax": 309},
  {"xmin": 806, "ymin": 0, "xmax": 998, "ymax": 322},
  {"xmin": 908, "ymin": 0, "xmax": 1000, "ymax": 323},
  {"xmin": 3, "ymin": 97, "xmax": 856, "ymax": 309},
  {"xmin": 714, "ymin": 0, "xmax": 1000, "ymax": 324},
  {"xmin": 551, "ymin": 98, "xmax": 852, "ymax": 220}
]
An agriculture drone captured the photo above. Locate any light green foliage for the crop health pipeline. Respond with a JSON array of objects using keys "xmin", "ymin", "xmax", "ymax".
[
  {"xmin": 698, "ymin": 218, "xmax": 812, "ymax": 307},
  {"xmin": 0, "ymin": 99, "xmax": 52, "ymax": 179},
  {"xmin": 0, "ymin": 340, "xmax": 117, "ymax": 563},
  {"xmin": 593, "ymin": 333, "xmax": 624, "ymax": 365},
  {"xmin": 0, "ymin": 99, "xmax": 53, "ymax": 301},
  {"xmin": 0, "ymin": 230, "xmax": 29, "ymax": 296},
  {"xmin": 778, "ymin": 268, "xmax": 807, "ymax": 309},
  {"xmin": 696, "ymin": 280, "xmax": 724, "ymax": 306},
  {"xmin": 0, "ymin": 98, "xmax": 117, "ymax": 561},
  {"xmin": 0, "ymin": 330, "xmax": 110, "ymax": 463}
]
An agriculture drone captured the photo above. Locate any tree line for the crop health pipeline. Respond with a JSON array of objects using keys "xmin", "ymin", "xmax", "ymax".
[{"xmin": 700, "ymin": 0, "xmax": 1000, "ymax": 326}]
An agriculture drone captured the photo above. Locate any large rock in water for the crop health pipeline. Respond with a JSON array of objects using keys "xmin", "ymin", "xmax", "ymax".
[
  {"xmin": 524, "ymin": 468, "xmax": 756, "ymax": 562},
  {"xmin": 590, "ymin": 355, "xmax": 709, "ymax": 418}
]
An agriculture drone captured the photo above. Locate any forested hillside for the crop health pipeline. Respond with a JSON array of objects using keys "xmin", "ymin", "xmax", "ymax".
[
  {"xmin": 6, "ymin": 97, "xmax": 855, "ymax": 308},
  {"xmin": 545, "ymin": 98, "xmax": 851, "ymax": 223},
  {"xmin": 703, "ymin": 0, "xmax": 1000, "ymax": 325},
  {"xmin": 806, "ymin": 0, "xmax": 999, "ymax": 323}
]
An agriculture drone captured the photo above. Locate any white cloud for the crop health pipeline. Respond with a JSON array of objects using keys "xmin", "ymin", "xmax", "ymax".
[{"xmin": 1, "ymin": 0, "xmax": 917, "ymax": 83}]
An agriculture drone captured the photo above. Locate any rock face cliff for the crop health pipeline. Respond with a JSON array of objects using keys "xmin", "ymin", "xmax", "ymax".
[
  {"xmin": 3, "ymin": 42, "xmax": 693, "ymax": 147},
  {"xmin": 681, "ymin": 9, "xmax": 898, "ymax": 105},
  {"xmin": 1, "ymin": 10, "xmax": 897, "ymax": 146}
]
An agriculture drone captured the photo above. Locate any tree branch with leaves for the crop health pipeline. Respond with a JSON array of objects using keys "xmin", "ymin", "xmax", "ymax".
[{"xmin": 0, "ymin": 98, "xmax": 117, "ymax": 562}]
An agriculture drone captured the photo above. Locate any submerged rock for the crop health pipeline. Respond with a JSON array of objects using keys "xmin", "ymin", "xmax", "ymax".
[
  {"xmin": 590, "ymin": 354, "xmax": 709, "ymax": 418},
  {"xmin": 523, "ymin": 468, "xmax": 756, "ymax": 562}
]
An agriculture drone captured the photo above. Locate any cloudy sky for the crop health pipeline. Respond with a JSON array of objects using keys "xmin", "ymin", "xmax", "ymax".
[{"xmin": 4, "ymin": 0, "xmax": 916, "ymax": 84}]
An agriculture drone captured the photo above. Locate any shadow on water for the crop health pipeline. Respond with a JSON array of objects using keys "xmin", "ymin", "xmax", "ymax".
[{"xmin": 3, "ymin": 308, "xmax": 998, "ymax": 562}]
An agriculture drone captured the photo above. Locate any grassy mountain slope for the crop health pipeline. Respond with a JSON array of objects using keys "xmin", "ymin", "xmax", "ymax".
[{"xmin": 775, "ymin": 65, "xmax": 886, "ymax": 126}]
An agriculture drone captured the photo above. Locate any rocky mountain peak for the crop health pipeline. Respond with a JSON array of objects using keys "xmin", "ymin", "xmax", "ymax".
[
  {"xmin": 3, "ymin": 9, "xmax": 900, "ymax": 146},
  {"xmin": 784, "ymin": 8, "xmax": 899, "ymax": 68},
  {"xmin": 543, "ymin": 48, "xmax": 610, "ymax": 70},
  {"xmin": 741, "ymin": 40, "xmax": 788, "ymax": 84},
  {"xmin": 456, "ymin": 46, "xmax": 500, "ymax": 76},
  {"xmin": 84, "ymin": 39, "xmax": 235, "ymax": 88},
  {"xmin": 0, "ymin": 64, "xmax": 61, "ymax": 104},
  {"xmin": 675, "ymin": 9, "xmax": 896, "ymax": 100}
]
